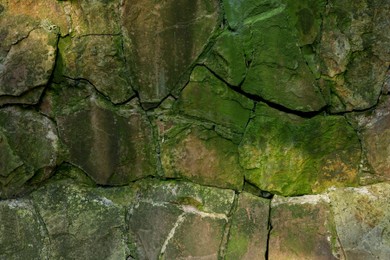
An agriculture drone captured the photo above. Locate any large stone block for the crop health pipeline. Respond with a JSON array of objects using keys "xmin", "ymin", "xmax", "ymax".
[
  {"xmin": 0, "ymin": 107, "xmax": 60, "ymax": 198},
  {"xmin": 239, "ymin": 103, "xmax": 361, "ymax": 196},
  {"xmin": 122, "ymin": 0, "xmax": 219, "ymax": 105}
]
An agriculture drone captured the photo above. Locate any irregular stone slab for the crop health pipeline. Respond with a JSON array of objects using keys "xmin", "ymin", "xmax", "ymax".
[
  {"xmin": 175, "ymin": 66, "xmax": 254, "ymax": 133},
  {"xmin": 127, "ymin": 179, "xmax": 235, "ymax": 259},
  {"xmin": 356, "ymin": 97, "xmax": 390, "ymax": 180},
  {"xmin": 329, "ymin": 183, "xmax": 390, "ymax": 259},
  {"xmin": 0, "ymin": 28, "xmax": 58, "ymax": 103},
  {"xmin": 122, "ymin": 0, "xmax": 219, "ymax": 105},
  {"xmin": 219, "ymin": 0, "xmax": 326, "ymax": 112},
  {"xmin": 3, "ymin": 0, "xmax": 69, "ymax": 36},
  {"xmin": 31, "ymin": 179, "xmax": 127, "ymax": 260},
  {"xmin": 0, "ymin": 199, "xmax": 48, "ymax": 259},
  {"xmin": 160, "ymin": 123, "xmax": 244, "ymax": 190},
  {"xmin": 0, "ymin": 107, "xmax": 60, "ymax": 198},
  {"xmin": 239, "ymin": 103, "xmax": 361, "ymax": 196},
  {"xmin": 333, "ymin": 52, "xmax": 387, "ymax": 112},
  {"xmin": 269, "ymin": 194, "xmax": 341, "ymax": 259},
  {"xmin": 203, "ymin": 31, "xmax": 248, "ymax": 87},
  {"xmin": 58, "ymin": 35, "xmax": 134, "ymax": 104},
  {"xmin": 62, "ymin": 99, "xmax": 155, "ymax": 184},
  {"xmin": 318, "ymin": 0, "xmax": 389, "ymax": 112},
  {"xmin": 60, "ymin": 0, "xmax": 122, "ymax": 36},
  {"xmin": 225, "ymin": 192, "xmax": 270, "ymax": 259}
]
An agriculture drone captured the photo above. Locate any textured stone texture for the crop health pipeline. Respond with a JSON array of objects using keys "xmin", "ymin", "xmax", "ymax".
[
  {"xmin": 175, "ymin": 66, "xmax": 254, "ymax": 133},
  {"xmin": 160, "ymin": 123, "xmax": 244, "ymax": 190},
  {"xmin": 0, "ymin": 107, "xmax": 60, "ymax": 198},
  {"xmin": 0, "ymin": 199, "xmax": 48, "ymax": 259},
  {"xmin": 225, "ymin": 192, "xmax": 270, "ymax": 259},
  {"xmin": 126, "ymin": 179, "xmax": 235, "ymax": 259},
  {"xmin": 269, "ymin": 194, "xmax": 341, "ymax": 259},
  {"xmin": 1, "ymin": 0, "xmax": 390, "ymax": 258},
  {"xmin": 31, "ymin": 180, "xmax": 127, "ymax": 260},
  {"xmin": 239, "ymin": 103, "xmax": 361, "ymax": 196},
  {"xmin": 57, "ymin": 35, "xmax": 134, "ymax": 104},
  {"xmin": 356, "ymin": 97, "xmax": 390, "ymax": 180},
  {"xmin": 329, "ymin": 183, "xmax": 390, "ymax": 259},
  {"xmin": 122, "ymin": 0, "xmax": 220, "ymax": 105}
]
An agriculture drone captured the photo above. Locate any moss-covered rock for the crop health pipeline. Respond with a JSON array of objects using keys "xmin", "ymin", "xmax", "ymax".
[
  {"xmin": 175, "ymin": 66, "xmax": 254, "ymax": 133},
  {"xmin": 269, "ymin": 194, "xmax": 341, "ymax": 259},
  {"xmin": 219, "ymin": 0, "xmax": 326, "ymax": 112},
  {"xmin": 225, "ymin": 192, "xmax": 270, "ymax": 259},
  {"xmin": 126, "ymin": 178, "xmax": 235, "ymax": 259},
  {"xmin": 0, "ymin": 107, "xmax": 60, "ymax": 198},
  {"xmin": 239, "ymin": 103, "xmax": 361, "ymax": 196},
  {"xmin": 122, "ymin": 0, "xmax": 220, "ymax": 105},
  {"xmin": 59, "ymin": 0, "xmax": 122, "ymax": 36},
  {"xmin": 41, "ymin": 80, "xmax": 157, "ymax": 185},
  {"xmin": 0, "ymin": 199, "xmax": 48, "ymax": 259},
  {"xmin": 31, "ymin": 179, "xmax": 128, "ymax": 260},
  {"xmin": 57, "ymin": 35, "xmax": 134, "ymax": 104},
  {"xmin": 329, "ymin": 183, "xmax": 390, "ymax": 259},
  {"xmin": 160, "ymin": 122, "xmax": 245, "ymax": 190},
  {"xmin": 0, "ymin": 27, "xmax": 58, "ymax": 104},
  {"xmin": 354, "ymin": 97, "xmax": 390, "ymax": 180}
]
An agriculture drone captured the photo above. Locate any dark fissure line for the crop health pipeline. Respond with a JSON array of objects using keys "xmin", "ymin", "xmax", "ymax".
[
  {"xmin": 265, "ymin": 200, "xmax": 272, "ymax": 260},
  {"xmin": 200, "ymin": 64, "xmax": 329, "ymax": 119}
]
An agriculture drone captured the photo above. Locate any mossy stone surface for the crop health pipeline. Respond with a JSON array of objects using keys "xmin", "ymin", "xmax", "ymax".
[
  {"xmin": 160, "ymin": 123, "xmax": 245, "ymax": 191},
  {"xmin": 31, "ymin": 179, "xmax": 128, "ymax": 260},
  {"xmin": 0, "ymin": 107, "xmax": 60, "ymax": 198},
  {"xmin": 42, "ymin": 81, "xmax": 157, "ymax": 185},
  {"xmin": 0, "ymin": 28, "xmax": 58, "ymax": 103},
  {"xmin": 225, "ymin": 192, "xmax": 270, "ymax": 259},
  {"xmin": 0, "ymin": 199, "xmax": 48, "ymax": 259},
  {"xmin": 239, "ymin": 103, "xmax": 361, "ymax": 196},
  {"xmin": 175, "ymin": 66, "xmax": 253, "ymax": 133},
  {"xmin": 57, "ymin": 35, "xmax": 134, "ymax": 104}
]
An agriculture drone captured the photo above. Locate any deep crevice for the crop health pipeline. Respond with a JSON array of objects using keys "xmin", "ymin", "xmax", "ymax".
[
  {"xmin": 201, "ymin": 64, "xmax": 329, "ymax": 119},
  {"xmin": 265, "ymin": 199, "xmax": 272, "ymax": 260}
]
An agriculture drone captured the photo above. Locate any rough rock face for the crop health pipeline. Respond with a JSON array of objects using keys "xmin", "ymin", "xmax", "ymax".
[
  {"xmin": 122, "ymin": 0, "xmax": 220, "ymax": 106},
  {"xmin": 0, "ymin": 0, "xmax": 390, "ymax": 258}
]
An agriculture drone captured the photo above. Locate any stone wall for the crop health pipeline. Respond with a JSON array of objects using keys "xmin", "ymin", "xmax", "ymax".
[{"xmin": 0, "ymin": 0, "xmax": 389, "ymax": 259}]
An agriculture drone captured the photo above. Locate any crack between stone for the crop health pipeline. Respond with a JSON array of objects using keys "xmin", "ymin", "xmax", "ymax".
[
  {"xmin": 265, "ymin": 199, "xmax": 272, "ymax": 260},
  {"xmin": 200, "ymin": 64, "xmax": 328, "ymax": 119}
]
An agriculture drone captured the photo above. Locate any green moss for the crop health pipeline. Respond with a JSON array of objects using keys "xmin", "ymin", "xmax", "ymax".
[{"xmin": 239, "ymin": 103, "xmax": 361, "ymax": 196}]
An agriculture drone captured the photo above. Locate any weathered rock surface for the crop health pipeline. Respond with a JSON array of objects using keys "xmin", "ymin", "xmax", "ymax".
[
  {"xmin": 225, "ymin": 192, "xmax": 270, "ymax": 259},
  {"xmin": 122, "ymin": 0, "xmax": 220, "ymax": 105},
  {"xmin": 355, "ymin": 97, "xmax": 390, "ymax": 180},
  {"xmin": 57, "ymin": 35, "xmax": 134, "ymax": 104},
  {"xmin": 160, "ymin": 122, "xmax": 244, "ymax": 190},
  {"xmin": 41, "ymin": 80, "xmax": 157, "ymax": 185},
  {"xmin": 114, "ymin": 178, "xmax": 235, "ymax": 259},
  {"xmin": 0, "ymin": 199, "xmax": 48, "ymax": 259},
  {"xmin": 215, "ymin": 0, "xmax": 327, "ymax": 112},
  {"xmin": 329, "ymin": 183, "xmax": 390, "ymax": 259},
  {"xmin": 0, "ymin": 107, "xmax": 60, "ymax": 198},
  {"xmin": 269, "ymin": 194, "xmax": 341, "ymax": 259},
  {"xmin": 239, "ymin": 103, "xmax": 361, "ymax": 196},
  {"xmin": 1, "ymin": 0, "xmax": 390, "ymax": 258},
  {"xmin": 175, "ymin": 66, "xmax": 254, "ymax": 133},
  {"xmin": 31, "ymin": 179, "xmax": 127, "ymax": 260}
]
